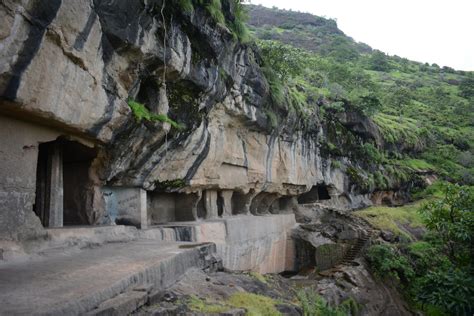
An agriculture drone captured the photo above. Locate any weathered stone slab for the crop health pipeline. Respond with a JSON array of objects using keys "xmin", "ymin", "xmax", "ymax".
[{"xmin": 0, "ymin": 240, "xmax": 216, "ymax": 315}]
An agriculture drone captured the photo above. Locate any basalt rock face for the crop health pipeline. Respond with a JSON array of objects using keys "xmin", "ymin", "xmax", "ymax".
[{"xmin": 1, "ymin": 0, "xmax": 389, "ymax": 239}]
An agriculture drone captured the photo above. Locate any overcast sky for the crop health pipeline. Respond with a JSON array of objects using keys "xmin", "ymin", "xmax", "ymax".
[{"xmin": 249, "ymin": 0, "xmax": 474, "ymax": 71}]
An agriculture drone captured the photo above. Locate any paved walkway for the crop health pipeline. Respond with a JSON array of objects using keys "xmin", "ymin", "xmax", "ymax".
[{"xmin": 0, "ymin": 240, "xmax": 208, "ymax": 315}]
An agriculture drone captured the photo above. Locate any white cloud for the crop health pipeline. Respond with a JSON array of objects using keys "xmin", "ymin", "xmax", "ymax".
[{"xmin": 249, "ymin": 0, "xmax": 474, "ymax": 70}]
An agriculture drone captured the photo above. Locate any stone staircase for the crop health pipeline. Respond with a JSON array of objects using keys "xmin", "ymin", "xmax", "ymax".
[{"xmin": 340, "ymin": 230, "xmax": 373, "ymax": 265}]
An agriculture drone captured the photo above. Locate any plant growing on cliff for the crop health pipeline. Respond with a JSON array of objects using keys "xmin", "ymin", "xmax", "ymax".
[
  {"xmin": 203, "ymin": 0, "xmax": 226, "ymax": 24},
  {"xmin": 154, "ymin": 179, "xmax": 186, "ymax": 191},
  {"xmin": 189, "ymin": 0, "xmax": 250, "ymax": 42},
  {"xmin": 179, "ymin": 0, "xmax": 194, "ymax": 13},
  {"xmin": 227, "ymin": 0, "xmax": 250, "ymax": 42},
  {"xmin": 296, "ymin": 289, "xmax": 359, "ymax": 316},
  {"xmin": 127, "ymin": 99, "xmax": 183, "ymax": 130}
]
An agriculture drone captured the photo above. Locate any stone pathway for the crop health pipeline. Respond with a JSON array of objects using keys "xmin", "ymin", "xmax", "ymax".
[{"xmin": 0, "ymin": 240, "xmax": 213, "ymax": 315}]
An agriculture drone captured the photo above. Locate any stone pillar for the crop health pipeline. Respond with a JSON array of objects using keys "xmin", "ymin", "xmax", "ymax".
[
  {"xmin": 139, "ymin": 189, "xmax": 148, "ymax": 229},
  {"xmin": 47, "ymin": 143, "xmax": 63, "ymax": 227},
  {"xmin": 240, "ymin": 190, "xmax": 259, "ymax": 215},
  {"xmin": 220, "ymin": 190, "xmax": 233, "ymax": 217},
  {"xmin": 204, "ymin": 190, "xmax": 218, "ymax": 220}
]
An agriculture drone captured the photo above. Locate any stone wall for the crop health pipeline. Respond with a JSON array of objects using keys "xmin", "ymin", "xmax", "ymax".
[
  {"xmin": 151, "ymin": 214, "xmax": 297, "ymax": 274},
  {"xmin": 0, "ymin": 115, "xmax": 60, "ymax": 241}
]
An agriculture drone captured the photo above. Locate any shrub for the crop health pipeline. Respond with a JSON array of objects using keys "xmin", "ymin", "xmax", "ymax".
[
  {"xmin": 366, "ymin": 244, "xmax": 415, "ymax": 284},
  {"xmin": 227, "ymin": 0, "xmax": 250, "ymax": 42},
  {"xmin": 416, "ymin": 268, "xmax": 474, "ymax": 315},
  {"xmin": 204, "ymin": 0, "xmax": 225, "ymax": 24},
  {"xmin": 296, "ymin": 289, "xmax": 358, "ymax": 316},
  {"xmin": 258, "ymin": 40, "xmax": 306, "ymax": 81}
]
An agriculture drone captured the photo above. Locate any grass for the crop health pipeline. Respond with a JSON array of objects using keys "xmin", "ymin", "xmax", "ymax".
[
  {"xmin": 187, "ymin": 295, "xmax": 229, "ymax": 314},
  {"xmin": 205, "ymin": 0, "xmax": 225, "ymax": 24},
  {"xmin": 354, "ymin": 201, "xmax": 425, "ymax": 240},
  {"xmin": 412, "ymin": 180, "xmax": 449, "ymax": 200},
  {"xmin": 187, "ymin": 292, "xmax": 281, "ymax": 315},
  {"xmin": 373, "ymin": 113, "xmax": 422, "ymax": 147},
  {"xmin": 297, "ymin": 289, "xmax": 359, "ymax": 316},
  {"xmin": 178, "ymin": 0, "xmax": 194, "ymax": 13},
  {"xmin": 248, "ymin": 271, "xmax": 268, "ymax": 284},
  {"xmin": 394, "ymin": 159, "xmax": 435, "ymax": 172},
  {"xmin": 226, "ymin": 292, "xmax": 281, "ymax": 316}
]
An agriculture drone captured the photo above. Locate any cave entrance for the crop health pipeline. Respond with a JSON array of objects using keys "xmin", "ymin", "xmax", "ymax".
[
  {"xmin": 297, "ymin": 184, "xmax": 331, "ymax": 204},
  {"xmin": 147, "ymin": 192, "xmax": 202, "ymax": 223},
  {"xmin": 231, "ymin": 191, "xmax": 248, "ymax": 215},
  {"xmin": 33, "ymin": 138, "xmax": 97, "ymax": 227}
]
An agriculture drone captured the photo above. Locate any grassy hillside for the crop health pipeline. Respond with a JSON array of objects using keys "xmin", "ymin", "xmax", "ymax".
[{"xmin": 247, "ymin": 5, "xmax": 474, "ymax": 185}]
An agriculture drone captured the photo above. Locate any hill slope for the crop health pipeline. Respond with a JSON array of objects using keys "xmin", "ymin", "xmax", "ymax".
[{"xmin": 248, "ymin": 4, "xmax": 474, "ymax": 185}]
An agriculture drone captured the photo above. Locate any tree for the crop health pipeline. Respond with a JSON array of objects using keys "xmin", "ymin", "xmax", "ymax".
[
  {"xmin": 368, "ymin": 50, "xmax": 392, "ymax": 72},
  {"xmin": 459, "ymin": 76, "xmax": 474, "ymax": 99},
  {"xmin": 384, "ymin": 86, "xmax": 413, "ymax": 110},
  {"xmin": 419, "ymin": 183, "xmax": 474, "ymax": 266},
  {"xmin": 348, "ymin": 88, "xmax": 382, "ymax": 116},
  {"xmin": 257, "ymin": 40, "xmax": 306, "ymax": 81},
  {"xmin": 416, "ymin": 269, "xmax": 474, "ymax": 316}
]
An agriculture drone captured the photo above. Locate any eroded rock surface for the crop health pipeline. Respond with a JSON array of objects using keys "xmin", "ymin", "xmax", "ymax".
[{"xmin": 0, "ymin": 0, "xmax": 394, "ymax": 244}]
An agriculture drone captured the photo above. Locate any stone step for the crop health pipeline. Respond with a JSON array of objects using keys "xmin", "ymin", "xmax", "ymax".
[
  {"xmin": 46, "ymin": 225, "xmax": 139, "ymax": 244},
  {"xmin": 339, "ymin": 233, "xmax": 372, "ymax": 265},
  {"xmin": 87, "ymin": 290, "xmax": 148, "ymax": 316}
]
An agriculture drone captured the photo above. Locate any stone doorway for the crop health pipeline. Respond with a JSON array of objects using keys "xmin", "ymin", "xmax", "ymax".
[{"xmin": 33, "ymin": 138, "xmax": 97, "ymax": 227}]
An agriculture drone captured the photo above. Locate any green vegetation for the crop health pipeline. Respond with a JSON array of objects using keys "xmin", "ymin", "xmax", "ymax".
[
  {"xmin": 247, "ymin": 6, "xmax": 474, "ymax": 315},
  {"xmin": 459, "ymin": 76, "xmax": 474, "ymax": 99},
  {"xmin": 365, "ymin": 184, "xmax": 474, "ymax": 315},
  {"xmin": 127, "ymin": 99, "xmax": 183, "ymax": 130},
  {"xmin": 355, "ymin": 202, "xmax": 424, "ymax": 240},
  {"xmin": 178, "ymin": 0, "xmax": 250, "ymax": 42},
  {"xmin": 372, "ymin": 113, "xmax": 423, "ymax": 147},
  {"xmin": 248, "ymin": 271, "xmax": 268, "ymax": 284},
  {"xmin": 419, "ymin": 184, "xmax": 474, "ymax": 265},
  {"xmin": 227, "ymin": 0, "xmax": 250, "ymax": 42},
  {"xmin": 187, "ymin": 295, "xmax": 229, "ymax": 313},
  {"xmin": 187, "ymin": 293, "xmax": 282, "ymax": 316},
  {"xmin": 296, "ymin": 289, "xmax": 359, "ymax": 316},
  {"xmin": 178, "ymin": 0, "xmax": 194, "ymax": 13},
  {"xmin": 248, "ymin": 5, "xmax": 474, "ymax": 185},
  {"xmin": 394, "ymin": 159, "xmax": 434, "ymax": 172},
  {"xmin": 186, "ymin": 287, "xmax": 361, "ymax": 316},
  {"xmin": 154, "ymin": 179, "xmax": 186, "ymax": 190},
  {"xmin": 227, "ymin": 292, "xmax": 281, "ymax": 316},
  {"xmin": 366, "ymin": 244, "xmax": 415, "ymax": 283}
]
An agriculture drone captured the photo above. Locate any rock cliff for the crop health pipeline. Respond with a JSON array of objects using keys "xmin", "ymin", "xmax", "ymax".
[{"xmin": 0, "ymin": 0, "xmax": 418, "ymax": 241}]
